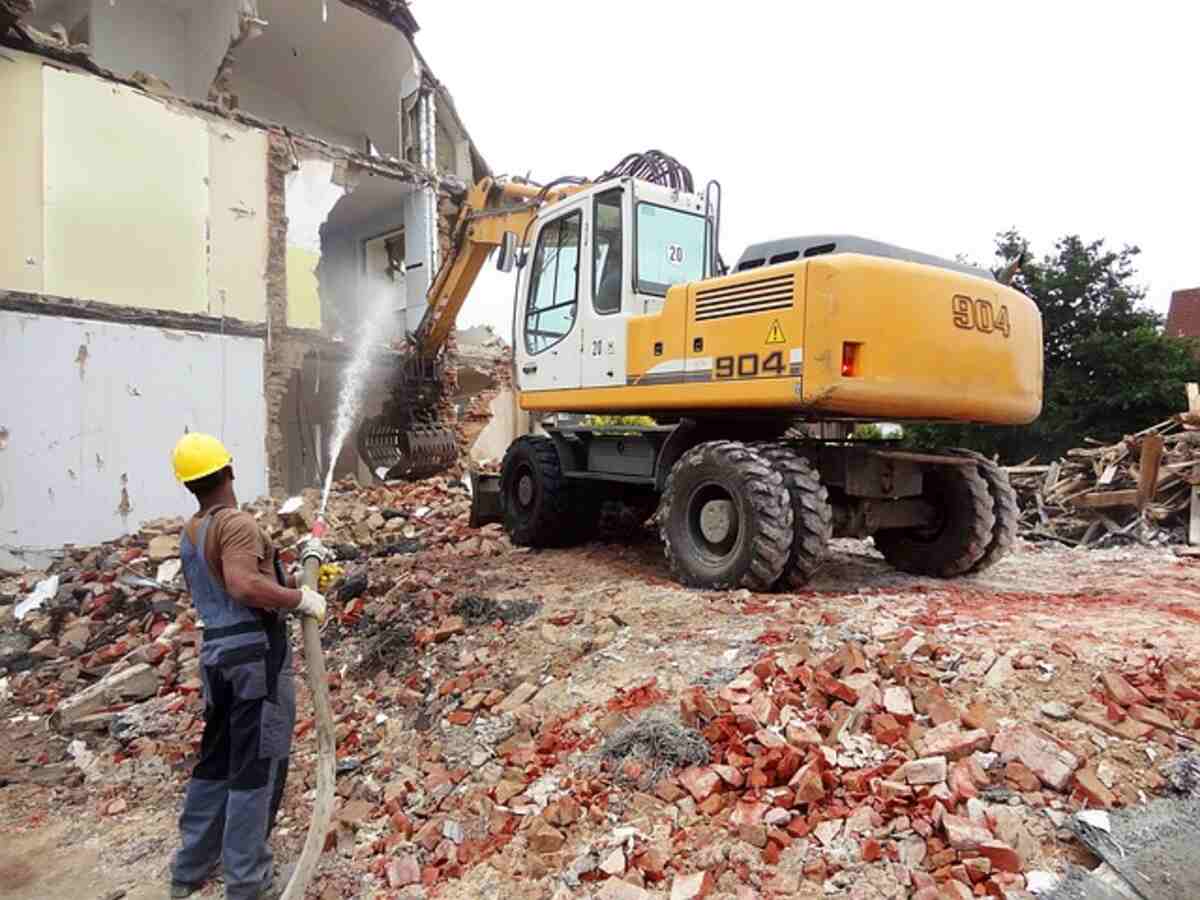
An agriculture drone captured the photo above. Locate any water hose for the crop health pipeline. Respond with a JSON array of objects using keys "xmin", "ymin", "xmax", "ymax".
[{"xmin": 280, "ymin": 536, "xmax": 336, "ymax": 900}]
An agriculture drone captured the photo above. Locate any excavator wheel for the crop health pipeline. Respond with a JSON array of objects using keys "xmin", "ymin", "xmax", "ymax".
[
  {"xmin": 756, "ymin": 444, "xmax": 833, "ymax": 589},
  {"xmin": 951, "ymin": 449, "xmax": 1019, "ymax": 573},
  {"xmin": 657, "ymin": 441, "xmax": 793, "ymax": 591},
  {"xmin": 499, "ymin": 436, "xmax": 575, "ymax": 547},
  {"xmin": 873, "ymin": 462, "xmax": 995, "ymax": 577}
]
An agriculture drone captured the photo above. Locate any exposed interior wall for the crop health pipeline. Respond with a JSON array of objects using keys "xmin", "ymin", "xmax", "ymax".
[
  {"xmin": 0, "ymin": 49, "xmax": 43, "ymax": 293},
  {"xmin": 22, "ymin": 63, "xmax": 271, "ymax": 321},
  {"xmin": 87, "ymin": 0, "xmax": 189, "ymax": 90},
  {"xmin": 227, "ymin": 0, "xmax": 414, "ymax": 155},
  {"xmin": 319, "ymin": 174, "xmax": 419, "ymax": 340},
  {"xmin": 63, "ymin": 0, "xmax": 249, "ymax": 100},
  {"xmin": 207, "ymin": 120, "xmax": 269, "ymax": 320},
  {"xmin": 42, "ymin": 64, "xmax": 210, "ymax": 312},
  {"xmin": 0, "ymin": 310, "xmax": 268, "ymax": 549},
  {"xmin": 284, "ymin": 157, "xmax": 345, "ymax": 330}
]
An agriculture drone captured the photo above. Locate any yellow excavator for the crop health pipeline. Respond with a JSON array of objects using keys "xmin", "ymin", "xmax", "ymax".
[{"xmin": 359, "ymin": 151, "xmax": 1042, "ymax": 590}]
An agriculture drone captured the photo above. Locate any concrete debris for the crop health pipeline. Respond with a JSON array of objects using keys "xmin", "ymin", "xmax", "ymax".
[
  {"xmin": 1040, "ymin": 701, "xmax": 1072, "ymax": 721},
  {"xmin": 14, "ymin": 574, "xmax": 58, "ymax": 620},
  {"xmin": 2, "ymin": 474, "xmax": 1199, "ymax": 899}
]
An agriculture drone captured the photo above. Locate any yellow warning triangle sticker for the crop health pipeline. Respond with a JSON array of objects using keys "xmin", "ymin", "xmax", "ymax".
[{"xmin": 765, "ymin": 319, "xmax": 786, "ymax": 344}]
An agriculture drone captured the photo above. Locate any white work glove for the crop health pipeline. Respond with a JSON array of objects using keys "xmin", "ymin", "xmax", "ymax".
[{"xmin": 296, "ymin": 586, "xmax": 327, "ymax": 624}]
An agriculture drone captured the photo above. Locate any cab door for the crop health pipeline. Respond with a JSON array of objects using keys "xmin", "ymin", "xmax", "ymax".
[
  {"xmin": 514, "ymin": 204, "xmax": 585, "ymax": 393},
  {"xmin": 580, "ymin": 187, "xmax": 629, "ymax": 388}
]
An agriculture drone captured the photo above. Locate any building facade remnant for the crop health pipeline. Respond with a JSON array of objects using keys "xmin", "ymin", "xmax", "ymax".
[{"xmin": 0, "ymin": 0, "xmax": 502, "ymax": 551}]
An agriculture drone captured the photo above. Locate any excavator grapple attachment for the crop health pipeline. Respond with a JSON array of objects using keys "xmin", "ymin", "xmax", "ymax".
[{"xmin": 357, "ymin": 419, "xmax": 458, "ymax": 481}]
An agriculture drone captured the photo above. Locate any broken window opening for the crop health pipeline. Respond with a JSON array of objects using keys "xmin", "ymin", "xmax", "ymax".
[{"xmin": 287, "ymin": 161, "xmax": 424, "ymax": 340}]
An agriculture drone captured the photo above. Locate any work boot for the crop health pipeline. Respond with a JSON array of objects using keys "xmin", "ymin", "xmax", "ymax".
[{"xmin": 169, "ymin": 862, "xmax": 220, "ymax": 897}]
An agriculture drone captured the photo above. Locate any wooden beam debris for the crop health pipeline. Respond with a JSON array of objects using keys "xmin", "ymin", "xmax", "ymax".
[{"xmin": 1006, "ymin": 385, "xmax": 1200, "ymax": 547}]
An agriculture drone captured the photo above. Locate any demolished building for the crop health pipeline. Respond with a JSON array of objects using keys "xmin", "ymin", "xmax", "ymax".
[{"xmin": 0, "ymin": 0, "xmax": 519, "ymax": 557}]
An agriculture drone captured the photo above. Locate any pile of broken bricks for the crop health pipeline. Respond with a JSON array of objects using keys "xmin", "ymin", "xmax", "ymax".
[
  {"xmin": 4, "ymin": 474, "xmax": 1200, "ymax": 899},
  {"xmin": 0, "ymin": 474, "xmax": 511, "ymax": 779},
  {"xmin": 560, "ymin": 634, "xmax": 1200, "ymax": 900}
]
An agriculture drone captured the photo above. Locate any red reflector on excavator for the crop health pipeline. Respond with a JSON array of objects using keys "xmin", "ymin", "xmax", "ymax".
[{"xmin": 841, "ymin": 342, "xmax": 861, "ymax": 377}]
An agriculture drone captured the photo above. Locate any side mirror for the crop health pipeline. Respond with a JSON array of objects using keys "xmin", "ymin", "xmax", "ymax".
[{"xmin": 497, "ymin": 231, "xmax": 518, "ymax": 273}]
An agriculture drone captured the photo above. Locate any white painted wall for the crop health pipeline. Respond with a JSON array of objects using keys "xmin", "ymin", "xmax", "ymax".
[{"xmin": 0, "ymin": 312, "xmax": 267, "ymax": 550}]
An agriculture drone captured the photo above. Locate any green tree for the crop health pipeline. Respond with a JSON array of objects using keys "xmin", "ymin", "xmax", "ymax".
[{"xmin": 906, "ymin": 231, "xmax": 1197, "ymax": 462}]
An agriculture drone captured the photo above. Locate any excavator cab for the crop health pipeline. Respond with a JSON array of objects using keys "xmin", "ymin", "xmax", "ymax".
[{"xmin": 512, "ymin": 178, "xmax": 714, "ymax": 395}]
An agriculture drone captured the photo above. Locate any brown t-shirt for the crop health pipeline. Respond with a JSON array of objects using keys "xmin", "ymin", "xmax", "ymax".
[{"xmin": 184, "ymin": 507, "xmax": 278, "ymax": 590}]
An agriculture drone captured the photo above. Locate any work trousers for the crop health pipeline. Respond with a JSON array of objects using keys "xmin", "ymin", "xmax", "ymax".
[{"xmin": 172, "ymin": 642, "xmax": 296, "ymax": 900}]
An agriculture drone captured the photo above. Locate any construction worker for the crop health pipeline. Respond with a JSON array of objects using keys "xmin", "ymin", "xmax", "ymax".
[{"xmin": 168, "ymin": 433, "xmax": 326, "ymax": 899}]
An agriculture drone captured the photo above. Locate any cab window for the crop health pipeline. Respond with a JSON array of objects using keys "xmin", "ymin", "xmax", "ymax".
[
  {"xmin": 525, "ymin": 211, "xmax": 581, "ymax": 354},
  {"xmin": 635, "ymin": 203, "xmax": 706, "ymax": 295},
  {"xmin": 592, "ymin": 190, "xmax": 623, "ymax": 314}
]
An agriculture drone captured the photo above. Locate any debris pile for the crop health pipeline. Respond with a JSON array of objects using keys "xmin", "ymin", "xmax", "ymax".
[
  {"xmin": 3, "ymin": 473, "xmax": 1200, "ymax": 898},
  {"xmin": 1007, "ymin": 419, "xmax": 1200, "ymax": 546}
]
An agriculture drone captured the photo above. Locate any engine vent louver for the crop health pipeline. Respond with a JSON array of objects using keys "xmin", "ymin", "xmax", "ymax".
[{"xmin": 694, "ymin": 272, "xmax": 794, "ymax": 321}]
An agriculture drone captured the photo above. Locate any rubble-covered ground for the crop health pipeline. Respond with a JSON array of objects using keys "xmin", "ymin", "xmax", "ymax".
[{"xmin": 3, "ymin": 478, "xmax": 1200, "ymax": 900}]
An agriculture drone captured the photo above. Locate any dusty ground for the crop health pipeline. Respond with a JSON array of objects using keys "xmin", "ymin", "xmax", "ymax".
[{"xmin": 2, "ymin": 501, "xmax": 1199, "ymax": 900}]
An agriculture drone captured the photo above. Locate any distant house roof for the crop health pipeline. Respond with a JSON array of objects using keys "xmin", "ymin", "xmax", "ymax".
[{"xmin": 1166, "ymin": 288, "xmax": 1200, "ymax": 338}]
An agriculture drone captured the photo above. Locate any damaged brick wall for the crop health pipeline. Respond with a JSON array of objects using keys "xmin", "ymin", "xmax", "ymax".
[{"xmin": 264, "ymin": 133, "xmax": 304, "ymax": 497}]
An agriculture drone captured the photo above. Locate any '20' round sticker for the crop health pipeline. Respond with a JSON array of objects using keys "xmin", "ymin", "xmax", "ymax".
[{"xmin": 666, "ymin": 243, "xmax": 685, "ymax": 265}]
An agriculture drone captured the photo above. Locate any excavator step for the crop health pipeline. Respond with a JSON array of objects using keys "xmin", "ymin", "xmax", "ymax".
[{"xmin": 469, "ymin": 472, "xmax": 502, "ymax": 527}]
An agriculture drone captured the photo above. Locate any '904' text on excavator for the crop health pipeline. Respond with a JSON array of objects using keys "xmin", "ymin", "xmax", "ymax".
[{"xmin": 358, "ymin": 151, "xmax": 1043, "ymax": 591}]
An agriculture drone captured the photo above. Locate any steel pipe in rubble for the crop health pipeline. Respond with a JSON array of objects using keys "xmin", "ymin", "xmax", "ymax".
[{"xmin": 280, "ymin": 549, "xmax": 335, "ymax": 900}]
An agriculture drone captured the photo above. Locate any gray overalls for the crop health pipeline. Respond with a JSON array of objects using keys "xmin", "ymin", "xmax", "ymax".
[{"xmin": 171, "ymin": 509, "xmax": 296, "ymax": 899}]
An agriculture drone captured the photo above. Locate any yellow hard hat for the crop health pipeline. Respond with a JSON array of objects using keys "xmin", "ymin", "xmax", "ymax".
[{"xmin": 172, "ymin": 432, "xmax": 232, "ymax": 483}]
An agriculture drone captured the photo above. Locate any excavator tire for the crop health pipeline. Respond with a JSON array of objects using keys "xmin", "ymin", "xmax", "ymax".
[
  {"xmin": 756, "ymin": 444, "xmax": 833, "ymax": 589},
  {"xmin": 657, "ymin": 441, "xmax": 793, "ymax": 591},
  {"xmin": 952, "ymin": 449, "xmax": 1019, "ymax": 573},
  {"xmin": 873, "ymin": 462, "xmax": 995, "ymax": 577},
  {"xmin": 499, "ymin": 436, "xmax": 574, "ymax": 547}
]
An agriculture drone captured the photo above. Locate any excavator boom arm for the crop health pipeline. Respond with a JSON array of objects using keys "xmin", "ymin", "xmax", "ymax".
[
  {"xmin": 359, "ymin": 176, "xmax": 583, "ymax": 480},
  {"xmin": 416, "ymin": 178, "xmax": 581, "ymax": 356}
]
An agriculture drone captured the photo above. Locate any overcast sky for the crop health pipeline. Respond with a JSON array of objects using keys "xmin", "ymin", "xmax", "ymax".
[{"xmin": 411, "ymin": 2, "xmax": 1199, "ymax": 336}]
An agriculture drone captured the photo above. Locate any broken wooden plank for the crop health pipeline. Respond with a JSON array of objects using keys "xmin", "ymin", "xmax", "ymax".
[
  {"xmin": 1005, "ymin": 465, "xmax": 1051, "ymax": 475},
  {"xmin": 1137, "ymin": 434, "xmax": 1165, "ymax": 512},
  {"xmin": 1070, "ymin": 489, "xmax": 1139, "ymax": 509}
]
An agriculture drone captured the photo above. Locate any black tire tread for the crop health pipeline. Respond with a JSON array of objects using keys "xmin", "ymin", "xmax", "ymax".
[
  {"xmin": 657, "ymin": 440, "xmax": 792, "ymax": 591},
  {"xmin": 874, "ymin": 462, "xmax": 995, "ymax": 577},
  {"xmin": 756, "ymin": 444, "xmax": 833, "ymax": 588},
  {"xmin": 500, "ymin": 435, "xmax": 573, "ymax": 547},
  {"xmin": 953, "ymin": 449, "xmax": 1018, "ymax": 573}
]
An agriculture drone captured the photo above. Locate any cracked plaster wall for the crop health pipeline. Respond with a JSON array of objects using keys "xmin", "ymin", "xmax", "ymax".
[
  {"xmin": 0, "ymin": 310, "xmax": 268, "ymax": 549},
  {"xmin": 0, "ymin": 51, "xmax": 269, "ymax": 322}
]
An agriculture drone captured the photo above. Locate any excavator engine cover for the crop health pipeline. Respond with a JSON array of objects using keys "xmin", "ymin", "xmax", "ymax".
[{"xmin": 357, "ymin": 420, "xmax": 458, "ymax": 481}]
